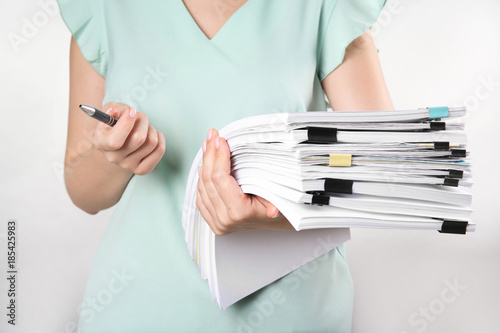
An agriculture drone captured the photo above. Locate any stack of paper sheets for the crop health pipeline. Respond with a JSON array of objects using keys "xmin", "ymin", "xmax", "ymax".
[{"xmin": 182, "ymin": 106, "xmax": 474, "ymax": 309}]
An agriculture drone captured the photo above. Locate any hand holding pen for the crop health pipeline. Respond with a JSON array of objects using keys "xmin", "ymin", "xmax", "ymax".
[
  {"xmin": 80, "ymin": 104, "xmax": 118, "ymax": 126},
  {"xmin": 80, "ymin": 103, "xmax": 166, "ymax": 175}
]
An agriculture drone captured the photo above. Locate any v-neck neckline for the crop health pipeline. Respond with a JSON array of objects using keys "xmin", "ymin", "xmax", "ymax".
[{"xmin": 180, "ymin": 0, "xmax": 250, "ymax": 41}]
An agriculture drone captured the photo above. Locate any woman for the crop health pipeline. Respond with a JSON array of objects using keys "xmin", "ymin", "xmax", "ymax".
[{"xmin": 59, "ymin": 0, "xmax": 393, "ymax": 331}]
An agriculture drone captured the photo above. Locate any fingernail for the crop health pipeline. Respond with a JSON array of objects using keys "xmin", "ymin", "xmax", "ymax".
[
  {"xmin": 105, "ymin": 107, "xmax": 113, "ymax": 114},
  {"xmin": 129, "ymin": 107, "xmax": 137, "ymax": 119},
  {"xmin": 207, "ymin": 129, "xmax": 212, "ymax": 140},
  {"xmin": 215, "ymin": 137, "xmax": 219, "ymax": 149},
  {"xmin": 272, "ymin": 210, "xmax": 281, "ymax": 218},
  {"xmin": 202, "ymin": 140, "xmax": 207, "ymax": 153}
]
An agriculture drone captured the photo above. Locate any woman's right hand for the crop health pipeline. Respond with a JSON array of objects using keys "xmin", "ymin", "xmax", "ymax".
[{"xmin": 94, "ymin": 102, "xmax": 166, "ymax": 175}]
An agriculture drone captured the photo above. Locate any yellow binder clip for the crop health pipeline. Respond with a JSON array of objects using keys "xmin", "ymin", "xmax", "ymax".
[{"xmin": 329, "ymin": 154, "xmax": 352, "ymax": 167}]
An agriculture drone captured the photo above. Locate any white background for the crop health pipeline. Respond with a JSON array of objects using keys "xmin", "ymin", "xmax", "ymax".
[{"xmin": 0, "ymin": 0, "xmax": 499, "ymax": 332}]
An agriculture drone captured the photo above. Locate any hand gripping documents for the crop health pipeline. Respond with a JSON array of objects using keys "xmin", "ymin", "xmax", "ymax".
[{"xmin": 181, "ymin": 106, "xmax": 474, "ymax": 309}]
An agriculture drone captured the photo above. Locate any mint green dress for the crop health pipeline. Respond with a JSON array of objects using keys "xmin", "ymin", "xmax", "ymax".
[{"xmin": 58, "ymin": 1, "xmax": 385, "ymax": 332}]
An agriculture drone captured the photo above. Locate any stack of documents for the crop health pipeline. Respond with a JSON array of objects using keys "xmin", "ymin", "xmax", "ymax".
[{"xmin": 182, "ymin": 106, "xmax": 474, "ymax": 309}]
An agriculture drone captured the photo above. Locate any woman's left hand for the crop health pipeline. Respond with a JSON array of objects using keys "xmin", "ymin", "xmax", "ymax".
[{"xmin": 196, "ymin": 129, "xmax": 295, "ymax": 235}]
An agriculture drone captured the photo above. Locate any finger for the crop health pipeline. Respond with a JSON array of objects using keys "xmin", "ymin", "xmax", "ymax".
[
  {"xmin": 199, "ymin": 132, "xmax": 238, "ymax": 230},
  {"xmin": 210, "ymin": 136, "xmax": 253, "ymax": 221},
  {"xmin": 255, "ymin": 196, "xmax": 281, "ymax": 218},
  {"xmin": 94, "ymin": 103, "xmax": 123, "ymax": 135},
  {"xmin": 266, "ymin": 204, "xmax": 281, "ymax": 218},
  {"xmin": 197, "ymin": 184, "xmax": 231, "ymax": 236},
  {"xmin": 133, "ymin": 130, "xmax": 166, "ymax": 175},
  {"xmin": 120, "ymin": 112, "xmax": 150, "ymax": 153},
  {"xmin": 197, "ymin": 164, "xmax": 222, "ymax": 225},
  {"xmin": 102, "ymin": 101, "xmax": 129, "ymax": 115},
  {"xmin": 196, "ymin": 187, "xmax": 214, "ymax": 226},
  {"xmin": 102, "ymin": 112, "xmax": 150, "ymax": 164},
  {"xmin": 123, "ymin": 120, "xmax": 156, "ymax": 158},
  {"xmin": 211, "ymin": 137, "xmax": 270, "ymax": 222},
  {"xmin": 201, "ymin": 130, "xmax": 230, "ymax": 213},
  {"xmin": 130, "ymin": 124, "xmax": 159, "ymax": 158},
  {"xmin": 97, "ymin": 106, "xmax": 138, "ymax": 151}
]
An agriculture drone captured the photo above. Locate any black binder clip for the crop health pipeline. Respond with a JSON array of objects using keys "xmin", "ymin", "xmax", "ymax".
[
  {"xmin": 307, "ymin": 127, "xmax": 337, "ymax": 144},
  {"xmin": 309, "ymin": 192, "xmax": 330, "ymax": 206},
  {"xmin": 438, "ymin": 220, "xmax": 469, "ymax": 234},
  {"xmin": 448, "ymin": 170, "xmax": 464, "ymax": 179},
  {"xmin": 430, "ymin": 122, "xmax": 446, "ymax": 131},
  {"xmin": 451, "ymin": 149, "xmax": 467, "ymax": 158},
  {"xmin": 434, "ymin": 142, "xmax": 450, "ymax": 151},
  {"xmin": 443, "ymin": 178, "xmax": 459, "ymax": 187},
  {"xmin": 324, "ymin": 178, "xmax": 354, "ymax": 194}
]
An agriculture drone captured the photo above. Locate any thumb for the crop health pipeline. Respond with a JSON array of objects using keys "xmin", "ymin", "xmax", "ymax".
[{"xmin": 255, "ymin": 196, "xmax": 281, "ymax": 219}]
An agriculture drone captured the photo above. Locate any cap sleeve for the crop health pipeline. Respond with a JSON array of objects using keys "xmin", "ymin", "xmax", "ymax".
[
  {"xmin": 317, "ymin": 0, "xmax": 386, "ymax": 81},
  {"xmin": 57, "ymin": 0, "xmax": 108, "ymax": 77}
]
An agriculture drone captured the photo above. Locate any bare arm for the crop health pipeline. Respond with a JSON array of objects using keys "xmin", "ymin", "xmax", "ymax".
[
  {"xmin": 322, "ymin": 30, "xmax": 394, "ymax": 111},
  {"xmin": 64, "ymin": 37, "xmax": 165, "ymax": 214}
]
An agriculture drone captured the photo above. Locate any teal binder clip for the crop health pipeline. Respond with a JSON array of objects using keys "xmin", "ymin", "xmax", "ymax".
[{"xmin": 429, "ymin": 106, "xmax": 449, "ymax": 119}]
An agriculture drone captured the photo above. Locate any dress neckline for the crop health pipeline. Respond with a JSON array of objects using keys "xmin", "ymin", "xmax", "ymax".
[{"xmin": 180, "ymin": 0, "xmax": 251, "ymax": 41}]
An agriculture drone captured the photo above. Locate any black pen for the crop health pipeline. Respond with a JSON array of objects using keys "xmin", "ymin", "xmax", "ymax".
[{"xmin": 79, "ymin": 104, "xmax": 118, "ymax": 127}]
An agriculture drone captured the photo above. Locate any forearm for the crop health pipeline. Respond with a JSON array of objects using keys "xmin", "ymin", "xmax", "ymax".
[
  {"xmin": 64, "ymin": 144, "xmax": 133, "ymax": 214},
  {"xmin": 65, "ymin": 37, "xmax": 133, "ymax": 214}
]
